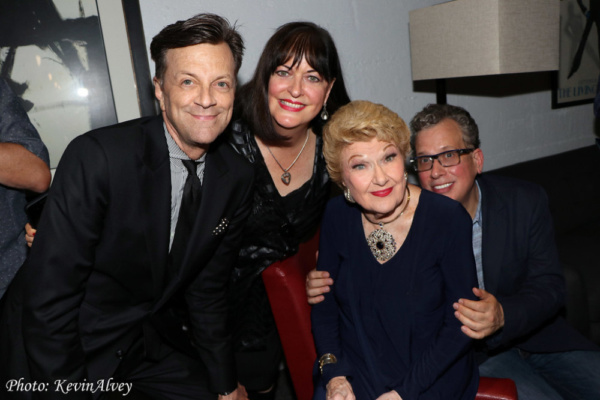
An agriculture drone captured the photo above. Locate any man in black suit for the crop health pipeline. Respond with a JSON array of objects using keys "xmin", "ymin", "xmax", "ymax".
[
  {"xmin": 1, "ymin": 13, "xmax": 252, "ymax": 400},
  {"xmin": 308, "ymin": 104, "xmax": 600, "ymax": 399}
]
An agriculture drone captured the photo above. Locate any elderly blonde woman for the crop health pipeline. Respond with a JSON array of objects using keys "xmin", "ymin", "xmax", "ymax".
[{"xmin": 311, "ymin": 100, "xmax": 478, "ymax": 400}]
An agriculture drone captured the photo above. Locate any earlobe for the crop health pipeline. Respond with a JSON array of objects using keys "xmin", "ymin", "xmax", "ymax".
[
  {"xmin": 153, "ymin": 77, "xmax": 162, "ymax": 98},
  {"xmin": 153, "ymin": 77, "xmax": 164, "ymax": 109},
  {"xmin": 473, "ymin": 148, "xmax": 484, "ymax": 173}
]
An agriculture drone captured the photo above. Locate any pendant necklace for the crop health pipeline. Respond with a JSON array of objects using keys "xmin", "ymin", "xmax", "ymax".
[
  {"xmin": 366, "ymin": 185, "xmax": 411, "ymax": 262},
  {"xmin": 266, "ymin": 129, "xmax": 310, "ymax": 185}
]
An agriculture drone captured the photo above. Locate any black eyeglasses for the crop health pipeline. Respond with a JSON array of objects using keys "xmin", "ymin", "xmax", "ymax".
[{"xmin": 410, "ymin": 148, "xmax": 475, "ymax": 172}]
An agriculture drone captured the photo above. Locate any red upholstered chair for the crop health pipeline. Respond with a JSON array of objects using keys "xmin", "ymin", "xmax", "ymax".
[
  {"xmin": 475, "ymin": 377, "xmax": 518, "ymax": 400},
  {"xmin": 262, "ymin": 229, "xmax": 518, "ymax": 400}
]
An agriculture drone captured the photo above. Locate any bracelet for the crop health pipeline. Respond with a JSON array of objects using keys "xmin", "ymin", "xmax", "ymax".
[{"xmin": 319, "ymin": 353, "xmax": 338, "ymax": 375}]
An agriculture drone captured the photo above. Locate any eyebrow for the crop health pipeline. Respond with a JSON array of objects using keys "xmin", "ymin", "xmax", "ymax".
[
  {"xmin": 279, "ymin": 63, "xmax": 319, "ymax": 75},
  {"xmin": 214, "ymin": 74, "xmax": 233, "ymax": 81},
  {"xmin": 416, "ymin": 145, "xmax": 454, "ymax": 157},
  {"xmin": 347, "ymin": 154, "xmax": 366, "ymax": 162},
  {"xmin": 347, "ymin": 143, "xmax": 398, "ymax": 160},
  {"xmin": 176, "ymin": 71, "xmax": 233, "ymax": 81}
]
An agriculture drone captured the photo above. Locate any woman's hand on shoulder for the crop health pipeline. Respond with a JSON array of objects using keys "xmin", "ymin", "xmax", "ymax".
[
  {"xmin": 375, "ymin": 390, "xmax": 402, "ymax": 400},
  {"xmin": 326, "ymin": 376, "xmax": 355, "ymax": 400}
]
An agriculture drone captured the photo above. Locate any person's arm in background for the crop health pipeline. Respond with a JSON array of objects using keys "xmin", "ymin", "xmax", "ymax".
[
  {"xmin": 0, "ymin": 143, "xmax": 50, "ymax": 192},
  {"xmin": 0, "ymin": 79, "xmax": 50, "ymax": 193}
]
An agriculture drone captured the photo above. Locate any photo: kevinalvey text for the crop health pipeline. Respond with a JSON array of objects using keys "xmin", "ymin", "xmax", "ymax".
[{"xmin": 5, "ymin": 377, "xmax": 133, "ymax": 396}]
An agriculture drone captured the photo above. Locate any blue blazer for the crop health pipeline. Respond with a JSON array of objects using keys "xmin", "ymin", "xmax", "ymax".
[{"xmin": 477, "ymin": 174, "xmax": 597, "ymax": 355}]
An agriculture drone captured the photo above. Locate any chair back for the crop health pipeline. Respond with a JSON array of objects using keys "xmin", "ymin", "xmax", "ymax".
[{"xmin": 263, "ymin": 230, "xmax": 320, "ymax": 400}]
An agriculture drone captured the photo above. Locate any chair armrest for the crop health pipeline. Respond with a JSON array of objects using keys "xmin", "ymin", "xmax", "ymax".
[{"xmin": 476, "ymin": 377, "xmax": 518, "ymax": 400}]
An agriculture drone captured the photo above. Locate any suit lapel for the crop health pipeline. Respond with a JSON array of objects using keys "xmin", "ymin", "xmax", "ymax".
[
  {"xmin": 479, "ymin": 175, "xmax": 508, "ymax": 294},
  {"xmin": 139, "ymin": 117, "xmax": 172, "ymax": 299}
]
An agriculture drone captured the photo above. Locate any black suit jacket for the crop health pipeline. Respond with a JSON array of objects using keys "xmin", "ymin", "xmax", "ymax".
[
  {"xmin": 477, "ymin": 174, "xmax": 597, "ymax": 355},
  {"xmin": 4, "ymin": 115, "xmax": 254, "ymax": 397}
]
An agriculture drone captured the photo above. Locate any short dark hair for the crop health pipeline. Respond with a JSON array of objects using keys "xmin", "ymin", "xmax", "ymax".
[
  {"xmin": 150, "ymin": 13, "xmax": 244, "ymax": 81},
  {"xmin": 235, "ymin": 21, "xmax": 350, "ymax": 142},
  {"xmin": 409, "ymin": 103, "xmax": 480, "ymax": 153}
]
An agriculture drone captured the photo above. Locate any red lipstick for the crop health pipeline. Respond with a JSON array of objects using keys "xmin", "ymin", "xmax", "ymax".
[
  {"xmin": 372, "ymin": 188, "xmax": 393, "ymax": 197},
  {"xmin": 279, "ymin": 99, "xmax": 305, "ymax": 112}
]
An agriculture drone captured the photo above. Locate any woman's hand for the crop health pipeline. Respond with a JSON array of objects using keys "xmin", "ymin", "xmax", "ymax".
[
  {"xmin": 306, "ymin": 267, "xmax": 333, "ymax": 305},
  {"xmin": 25, "ymin": 223, "xmax": 36, "ymax": 248},
  {"xmin": 326, "ymin": 376, "xmax": 355, "ymax": 400},
  {"xmin": 375, "ymin": 390, "xmax": 402, "ymax": 400}
]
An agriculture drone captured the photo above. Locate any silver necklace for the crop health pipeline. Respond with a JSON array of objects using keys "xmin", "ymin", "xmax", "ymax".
[
  {"xmin": 366, "ymin": 185, "xmax": 411, "ymax": 262},
  {"xmin": 266, "ymin": 129, "xmax": 310, "ymax": 185}
]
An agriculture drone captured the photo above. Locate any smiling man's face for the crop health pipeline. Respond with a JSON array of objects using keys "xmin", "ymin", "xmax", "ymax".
[
  {"xmin": 414, "ymin": 118, "xmax": 483, "ymax": 217},
  {"xmin": 154, "ymin": 42, "xmax": 236, "ymax": 160}
]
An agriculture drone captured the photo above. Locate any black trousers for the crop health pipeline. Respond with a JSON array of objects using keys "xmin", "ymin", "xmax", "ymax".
[
  {"xmin": 110, "ymin": 336, "xmax": 216, "ymax": 400},
  {"xmin": 235, "ymin": 329, "xmax": 282, "ymax": 392}
]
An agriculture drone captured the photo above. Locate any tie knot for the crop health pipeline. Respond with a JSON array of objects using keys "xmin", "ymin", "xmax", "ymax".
[{"xmin": 181, "ymin": 159, "xmax": 199, "ymax": 177}]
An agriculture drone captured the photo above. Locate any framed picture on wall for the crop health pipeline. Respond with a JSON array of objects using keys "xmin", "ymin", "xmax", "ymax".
[
  {"xmin": 0, "ymin": 0, "xmax": 155, "ymax": 168},
  {"xmin": 552, "ymin": 0, "xmax": 600, "ymax": 109}
]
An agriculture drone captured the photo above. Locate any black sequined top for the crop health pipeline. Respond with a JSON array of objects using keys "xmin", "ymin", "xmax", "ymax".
[{"xmin": 227, "ymin": 120, "xmax": 331, "ymax": 351}]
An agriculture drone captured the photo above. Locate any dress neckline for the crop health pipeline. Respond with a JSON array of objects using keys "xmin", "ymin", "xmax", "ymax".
[
  {"xmin": 251, "ymin": 134, "xmax": 319, "ymax": 199},
  {"xmin": 358, "ymin": 190, "xmax": 423, "ymax": 265}
]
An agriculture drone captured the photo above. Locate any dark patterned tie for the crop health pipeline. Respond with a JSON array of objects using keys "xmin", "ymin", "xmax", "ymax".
[{"xmin": 169, "ymin": 159, "xmax": 202, "ymax": 272}]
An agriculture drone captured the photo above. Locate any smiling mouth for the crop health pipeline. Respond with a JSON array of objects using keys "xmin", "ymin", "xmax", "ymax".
[
  {"xmin": 191, "ymin": 114, "xmax": 218, "ymax": 120},
  {"xmin": 279, "ymin": 99, "xmax": 305, "ymax": 111},
  {"xmin": 372, "ymin": 188, "xmax": 393, "ymax": 197},
  {"xmin": 433, "ymin": 182, "xmax": 453, "ymax": 190}
]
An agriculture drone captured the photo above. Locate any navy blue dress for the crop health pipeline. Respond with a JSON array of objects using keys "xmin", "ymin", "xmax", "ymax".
[{"xmin": 312, "ymin": 190, "xmax": 479, "ymax": 400}]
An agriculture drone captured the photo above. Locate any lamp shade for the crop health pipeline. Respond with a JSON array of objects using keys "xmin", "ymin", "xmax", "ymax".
[{"xmin": 409, "ymin": 0, "xmax": 559, "ymax": 81}]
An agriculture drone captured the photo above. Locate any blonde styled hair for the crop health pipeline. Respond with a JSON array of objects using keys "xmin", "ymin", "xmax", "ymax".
[{"xmin": 323, "ymin": 100, "xmax": 411, "ymax": 187}]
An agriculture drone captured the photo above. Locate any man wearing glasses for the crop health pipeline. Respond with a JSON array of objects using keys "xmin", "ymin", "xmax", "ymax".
[{"xmin": 308, "ymin": 103, "xmax": 600, "ymax": 400}]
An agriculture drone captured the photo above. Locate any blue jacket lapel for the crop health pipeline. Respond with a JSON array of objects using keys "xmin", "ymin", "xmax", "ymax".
[{"xmin": 479, "ymin": 175, "xmax": 508, "ymax": 295}]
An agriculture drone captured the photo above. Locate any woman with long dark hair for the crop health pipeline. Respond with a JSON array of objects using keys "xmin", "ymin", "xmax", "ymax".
[{"xmin": 227, "ymin": 21, "xmax": 350, "ymax": 399}]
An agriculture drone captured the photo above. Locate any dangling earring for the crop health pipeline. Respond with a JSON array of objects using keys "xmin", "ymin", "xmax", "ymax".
[
  {"xmin": 404, "ymin": 172, "xmax": 408, "ymax": 180},
  {"xmin": 320, "ymin": 102, "xmax": 329, "ymax": 121},
  {"xmin": 344, "ymin": 187, "xmax": 355, "ymax": 203}
]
